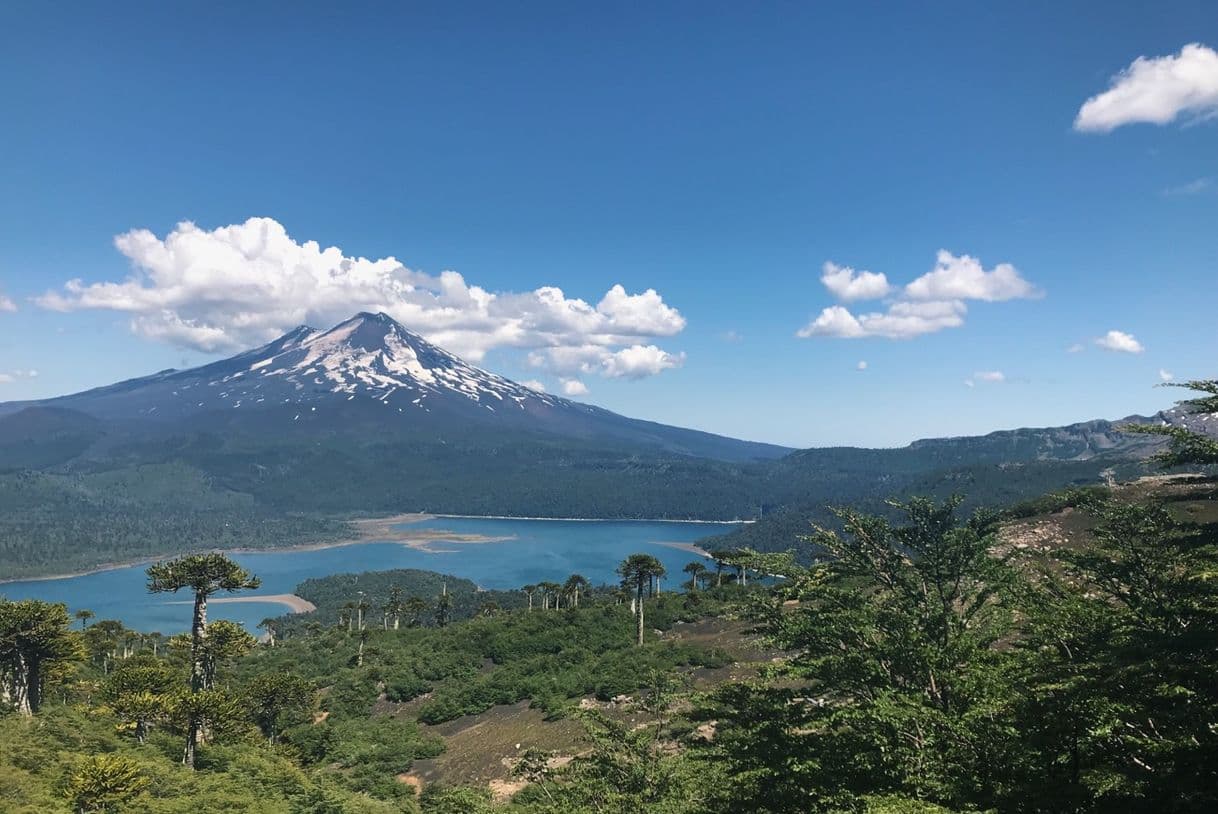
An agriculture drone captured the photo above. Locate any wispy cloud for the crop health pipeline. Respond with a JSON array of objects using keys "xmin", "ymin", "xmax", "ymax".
[
  {"xmin": 964, "ymin": 370, "xmax": 1005, "ymax": 388},
  {"xmin": 1162, "ymin": 177, "xmax": 1213, "ymax": 196},
  {"xmin": 0, "ymin": 293, "xmax": 16, "ymax": 313},
  {"xmin": 0, "ymin": 369, "xmax": 38, "ymax": 384}
]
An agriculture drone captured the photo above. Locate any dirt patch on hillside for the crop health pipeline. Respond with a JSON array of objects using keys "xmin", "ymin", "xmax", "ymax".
[{"xmin": 410, "ymin": 701, "xmax": 586, "ymax": 789}]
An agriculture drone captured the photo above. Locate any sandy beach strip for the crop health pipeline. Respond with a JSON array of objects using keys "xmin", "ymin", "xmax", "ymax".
[
  {"xmin": 165, "ymin": 594, "xmax": 317, "ymax": 614},
  {"xmin": 651, "ymin": 541, "xmax": 715, "ymax": 558}
]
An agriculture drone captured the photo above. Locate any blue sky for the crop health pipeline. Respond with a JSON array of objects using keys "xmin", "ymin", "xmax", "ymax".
[{"xmin": 0, "ymin": 1, "xmax": 1214, "ymax": 447}]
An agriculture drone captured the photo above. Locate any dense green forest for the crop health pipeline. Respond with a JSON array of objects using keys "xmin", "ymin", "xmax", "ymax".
[
  {"xmin": 0, "ymin": 464, "xmax": 347, "ymax": 580},
  {"xmin": 0, "ymin": 422, "xmax": 1153, "ymax": 579}
]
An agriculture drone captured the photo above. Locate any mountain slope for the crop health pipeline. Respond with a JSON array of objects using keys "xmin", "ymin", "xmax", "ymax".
[{"xmin": 0, "ymin": 313, "xmax": 789, "ymax": 463}]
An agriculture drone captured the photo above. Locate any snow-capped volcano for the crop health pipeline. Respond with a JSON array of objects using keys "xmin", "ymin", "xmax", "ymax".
[
  {"xmin": 209, "ymin": 312, "xmax": 562, "ymax": 414},
  {"xmin": 1, "ymin": 313, "xmax": 789, "ymax": 462}
]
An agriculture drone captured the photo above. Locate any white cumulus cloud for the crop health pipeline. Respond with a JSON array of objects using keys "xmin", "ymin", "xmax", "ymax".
[
  {"xmin": 529, "ymin": 343, "xmax": 684, "ymax": 379},
  {"xmin": 1095, "ymin": 330, "xmax": 1145, "ymax": 354},
  {"xmin": 560, "ymin": 379, "xmax": 589, "ymax": 396},
  {"xmin": 1075, "ymin": 43, "xmax": 1218, "ymax": 132},
  {"xmin": 798, "ymin": 299, "xmax": 968, "ymax": 340},
  {"xmin": 904, "ymin": 251, "xmax": 1040, "ymax": 302},
  {"xmin": 520, "ymin": 379, "xmax": 547, "ymax": 392},
  {"xmin": 0, "ymin": 293, "xmax": 16, "ymax": 313},
  {"xmin": 799, "ymin": 251, "xmax": 1038, "ymax": 341},
  {"xmin": 36, "ymin": 217, "xmax": 687, "ymax": 380},
  {"xmin": 820, "ymin": 262, "xmax": 891, "ymax": 301}
]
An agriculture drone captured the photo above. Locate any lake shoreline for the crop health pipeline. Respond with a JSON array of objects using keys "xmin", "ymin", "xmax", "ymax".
[{"xmin": 0, "ymin": 512, "xmax": 743, "ymax": 584}]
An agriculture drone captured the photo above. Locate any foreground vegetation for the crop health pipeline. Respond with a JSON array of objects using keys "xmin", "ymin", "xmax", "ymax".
[{"xmin": 3, "ymin": 474, "xmax": 1216, "ymax": 812}]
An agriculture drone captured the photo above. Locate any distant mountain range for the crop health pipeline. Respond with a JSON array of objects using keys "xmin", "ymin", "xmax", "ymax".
[{"xmin": 0, "ymin": 312, "xmax": 788, "ymax": 464}]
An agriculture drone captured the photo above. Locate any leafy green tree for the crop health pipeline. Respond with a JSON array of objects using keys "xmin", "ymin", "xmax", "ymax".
[
  {"xmin": 522, "ymin": 709, "xmax": 709, "ymax": 812},
  {"xmin": 0, "ymin": 599, "xmax": 82, "ymax": 715},
  {"xmin": 1010, "ymin": 496, "xmax": 1218, "ymax": 810},
  {"xmin": 245, "ymin": 672, "xmax": 314, "ymax": 743},
  {"xmin": 145, "ymin": 553, "xmax": 260, "ymax": 767},
  {"xmin": 702, "ymin": 498, "xmax": 1016, "ymax": 811},
  {"xmin": 64, "ymin": 754, "xmax": 148, "ymax": 813},
  {"xmin": 1125, "ymin": 380, "xmax": 1218, "ymax": 466}
]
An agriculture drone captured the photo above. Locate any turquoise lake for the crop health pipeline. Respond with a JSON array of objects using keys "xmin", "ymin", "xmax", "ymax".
[{"xmin": 0, "ymin": 517, "xmax": 737, "ymax": 632}]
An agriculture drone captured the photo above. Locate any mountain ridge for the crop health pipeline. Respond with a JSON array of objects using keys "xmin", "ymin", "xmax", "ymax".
[{"xmin": 0, "ymin": 312, "xmax": 789, "ymax": 463}]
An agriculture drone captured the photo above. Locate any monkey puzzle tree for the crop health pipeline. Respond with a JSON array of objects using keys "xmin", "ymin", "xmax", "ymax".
[
  {"xmin": 145, "ymin": 554, "xmax": 260, "ymax": 767},
  {"xmin": 683, "ymin": 561, "xmax": 708, "ymax": 591},
  {"xmin": 563, "ymin": 574, "xmax": 591, "ymax": 608},
  {"xmin": 435, "ymin": 585, "xmax": 452, "ymax": 627},
  {"xmin": 64, "ymin": 754, "xmax": 149, "ymax": 814},
  {"xmin": 0, "ymin": 599, "xmax": 81, "ymax": 716},
  {"xmin": 199, "ymin": 619, "xmax": 254, "ymax": 690},
  {"xmin": 244, "ymin": 672, "xmax": 313, "ymax": 743},
  {"xmin": 386, "ymin": 585, "xmax": 404, "ymax": 629},
  {"xmin": 537, "ymin": 581, "xmax": 562, "ymax": 610},
  {"xmin": 257, "ymin": 618, "xmax": 278, "ymax": 647},
  {"xmin": 101, "ymin": 658, "xmax": 178, "ymax": 743},
  {"xmin": 617, "ymin": 554, "xmax": 664, "ymax": 646},
  {"xmin": 405, "ymin": 596, "xmax": 428, "ymax": 627}
]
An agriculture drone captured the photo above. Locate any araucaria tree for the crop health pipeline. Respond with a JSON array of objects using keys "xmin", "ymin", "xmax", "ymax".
[
  {"xmin": 145, "ymin": 554, "xmax": 260, "ymax": 768},
  {"xmin": 244, "ymin": 673, "xmax": 313, "ymax": 743},
  {"xmin": 683, "ymin": 561, "xmax": 708, "ymax": 591},
  {"xmin": 617, "ymin": 554, "xmax": 664, "ymax": 646},
  {"xmin": 563, "ymin": 574, "xmax": 590, "ymax": 608},
  {"xmin": 0, "ymin": 599, "xmax": 81, "ymax": 716}
]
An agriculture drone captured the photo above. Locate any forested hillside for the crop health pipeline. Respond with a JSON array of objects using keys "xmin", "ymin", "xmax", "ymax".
[{"xmin": 0, "ymin": 416, "xmax": 1161, "ymax": 579}]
